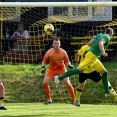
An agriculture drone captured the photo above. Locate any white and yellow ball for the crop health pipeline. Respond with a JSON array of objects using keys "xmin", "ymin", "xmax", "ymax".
[{"xmin": 44, "ymin": 24, "xmax": 54, "ymax": 35}]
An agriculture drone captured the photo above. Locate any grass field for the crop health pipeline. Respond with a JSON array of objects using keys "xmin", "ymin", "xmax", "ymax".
[{"xmin": 0, "ymin": 103, "xmax": 117, "ymax": 117}]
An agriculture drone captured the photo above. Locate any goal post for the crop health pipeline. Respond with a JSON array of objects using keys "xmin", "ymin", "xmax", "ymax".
[{"xmin": 0, "ymin": 1, "xmax": 117, "ymax": 105}]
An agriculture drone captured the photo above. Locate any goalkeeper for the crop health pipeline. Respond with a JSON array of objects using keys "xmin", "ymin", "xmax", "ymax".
[
  {"xmin": 41, "ymin": 38, "xmax": 78, "ymax": 106},
  {"xmin": 75, "ymin": 44, "xmax": 117, "ymax": 106},
  {"xmin": 55, "ymin": 27, "xmax": 117, "ymax": 97}
]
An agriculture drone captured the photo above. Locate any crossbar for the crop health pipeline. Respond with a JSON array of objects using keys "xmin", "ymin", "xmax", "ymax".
[{"xmin": 0, "ymin": 2, "xmax": 117, "ymax": 7}]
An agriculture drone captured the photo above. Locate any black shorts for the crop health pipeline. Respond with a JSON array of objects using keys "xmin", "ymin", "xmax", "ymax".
[{"xmin": 79, "ymin": 71, "xmax": 102, "ymax": 83}]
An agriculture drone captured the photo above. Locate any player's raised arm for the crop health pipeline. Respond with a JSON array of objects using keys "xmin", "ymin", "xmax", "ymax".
[{"xmin": 98, "ymin": 39, "xmax": 108, "ymax": 57}]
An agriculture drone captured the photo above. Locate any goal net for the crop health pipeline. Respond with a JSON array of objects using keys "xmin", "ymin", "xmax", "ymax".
[{"xmin": 0, "ymin": 1, "xmax": 117, "ymax": 105}]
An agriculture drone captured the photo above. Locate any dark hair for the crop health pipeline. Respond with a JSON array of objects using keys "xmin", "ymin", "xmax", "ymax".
[
  {"xmin": 105, "ymin": 27, "xmax": 113, "ymax": 34},
  {"xmin": 53, "ymin": 37, "xmax": 60, "ymax": 41},
  {"xmin": 18, "ymin": 22, "xmax": 24, "ymax": 26}
]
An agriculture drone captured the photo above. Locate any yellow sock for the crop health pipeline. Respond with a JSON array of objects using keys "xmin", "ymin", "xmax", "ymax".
[
  {"xmin": 113, "ymin": 96, "xmax": 117, "ymax": 101},
  {"xmin": 0, "ymin": 99, "xmax": 3, "ymax": 106},
  {"xmin": 76, "ymin": 89, "xmax": 82, "ymax": 102}
]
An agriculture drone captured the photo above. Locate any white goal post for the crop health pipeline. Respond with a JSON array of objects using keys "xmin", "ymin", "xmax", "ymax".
[{"xmin": 0, "ymin": 2, "xmax": 117, "ymax": 7}]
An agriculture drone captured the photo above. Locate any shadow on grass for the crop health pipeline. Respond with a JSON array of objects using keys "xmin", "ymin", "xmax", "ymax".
[{"xmin": 1, "ymin": 114, "xmax": 66, "ymax": 117}]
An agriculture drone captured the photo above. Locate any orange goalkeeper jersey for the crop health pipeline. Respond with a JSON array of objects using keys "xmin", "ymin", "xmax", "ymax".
[{"xmin": 43, "ymin": 48, "xmax": 70, "ymax": 70}]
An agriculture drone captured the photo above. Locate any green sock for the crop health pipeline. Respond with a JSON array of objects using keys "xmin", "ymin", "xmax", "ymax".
[
  {"xmin": 58, "ymin": 68, "xmax": 80, "ymax": 80},
  {"xmin": 102, "ymin": 72, "xmax": 110, "ymax": 93}
]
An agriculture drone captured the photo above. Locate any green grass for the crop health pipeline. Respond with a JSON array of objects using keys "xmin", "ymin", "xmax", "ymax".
[
  {"xmin": 0, "ymin": 63, "xmax": 117, "ymax": 103},
  {"xmin": 0, "ymin": 103, "xmax": 117, "ymax": 117}
]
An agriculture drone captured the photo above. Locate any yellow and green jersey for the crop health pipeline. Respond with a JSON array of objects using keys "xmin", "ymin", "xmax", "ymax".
[
  {"xmin": 89, "ymin": 33, "xmax": 110, "ymax": 58},
  {"xmin": 77, "ymin": 45, "xmax": 90, "ymax": 62},
  {"xmin": 77, "ymin": 45, "xmax": 94, "ymax": 73}
]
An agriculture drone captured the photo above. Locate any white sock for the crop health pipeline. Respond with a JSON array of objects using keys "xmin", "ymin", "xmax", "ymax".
[
  {"xmin": 108, "ymin": 81, "xmax": 111, "ymax": 88},
  {"xmin": 0, "ymin": 103, "xmax": 3, "ymax": 107}
]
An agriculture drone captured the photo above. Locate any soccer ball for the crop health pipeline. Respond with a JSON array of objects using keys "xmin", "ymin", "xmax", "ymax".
[{"xmin": 44, "ymin": 24, "xmax": 54, "ymax": 35}]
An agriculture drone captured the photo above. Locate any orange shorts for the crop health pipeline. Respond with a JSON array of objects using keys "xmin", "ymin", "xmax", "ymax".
[{"xmin": 45, "ymin": 69, "xmax": 67, "ymax": 80}]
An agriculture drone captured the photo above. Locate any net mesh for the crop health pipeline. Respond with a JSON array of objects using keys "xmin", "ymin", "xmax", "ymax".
[{"xmin": 0, "ymin": 1, "xmax": 117, "ymax": 104}]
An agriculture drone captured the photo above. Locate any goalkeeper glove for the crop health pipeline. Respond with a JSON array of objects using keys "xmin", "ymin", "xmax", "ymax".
[
  {"xmin": 68, "ymin": 64, "xmax": 74, "ymax": 69},
  {"xmin": 41, "ymin": 66, "xmax": 46, "ymax": 74}
]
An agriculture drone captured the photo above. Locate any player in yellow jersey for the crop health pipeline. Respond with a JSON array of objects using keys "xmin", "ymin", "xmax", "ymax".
[
  {"xmin": 55, "ymin": 27, "xmax": 117, "ymax": 98},
  {"xmin": 75, "ymin": 44, "xmax": 117, "ymax": 106}
]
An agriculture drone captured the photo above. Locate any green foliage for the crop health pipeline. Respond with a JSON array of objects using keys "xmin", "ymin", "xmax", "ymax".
[
  {"xmin": 0, "ymin": 64, "xmax": 45, "ymax": 102},
  {"xmin": 0, "ymin": 63, "xmax": 117, "ymax": 104}
]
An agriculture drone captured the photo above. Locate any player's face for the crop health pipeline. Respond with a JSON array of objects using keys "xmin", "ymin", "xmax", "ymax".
[
  {"xmin": 110, "ymin": 30, "xmax": 113, "ymax": 38},
  {"xmin": 52, "ymin": 40, "xmax": 60, "ymax": 50},
  {"xmin": 109, "ymin": 29, "xmax": 113, "ymax": 38},
  {"xmin": 18, "ymin": 24, "xmax": 24, "ymax": 31}
]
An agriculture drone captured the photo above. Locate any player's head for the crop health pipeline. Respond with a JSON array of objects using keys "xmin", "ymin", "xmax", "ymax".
[
  {"xmin": 52, "ymin": 38, "xmax": 61, "ymax": 51},
  {"xmin": 105, "ymin": 27, "xmax": 113, "ymax": 38},
  {"xmin": 18, "ymin": 22, "xmax": 24, "ymax": 32}
]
